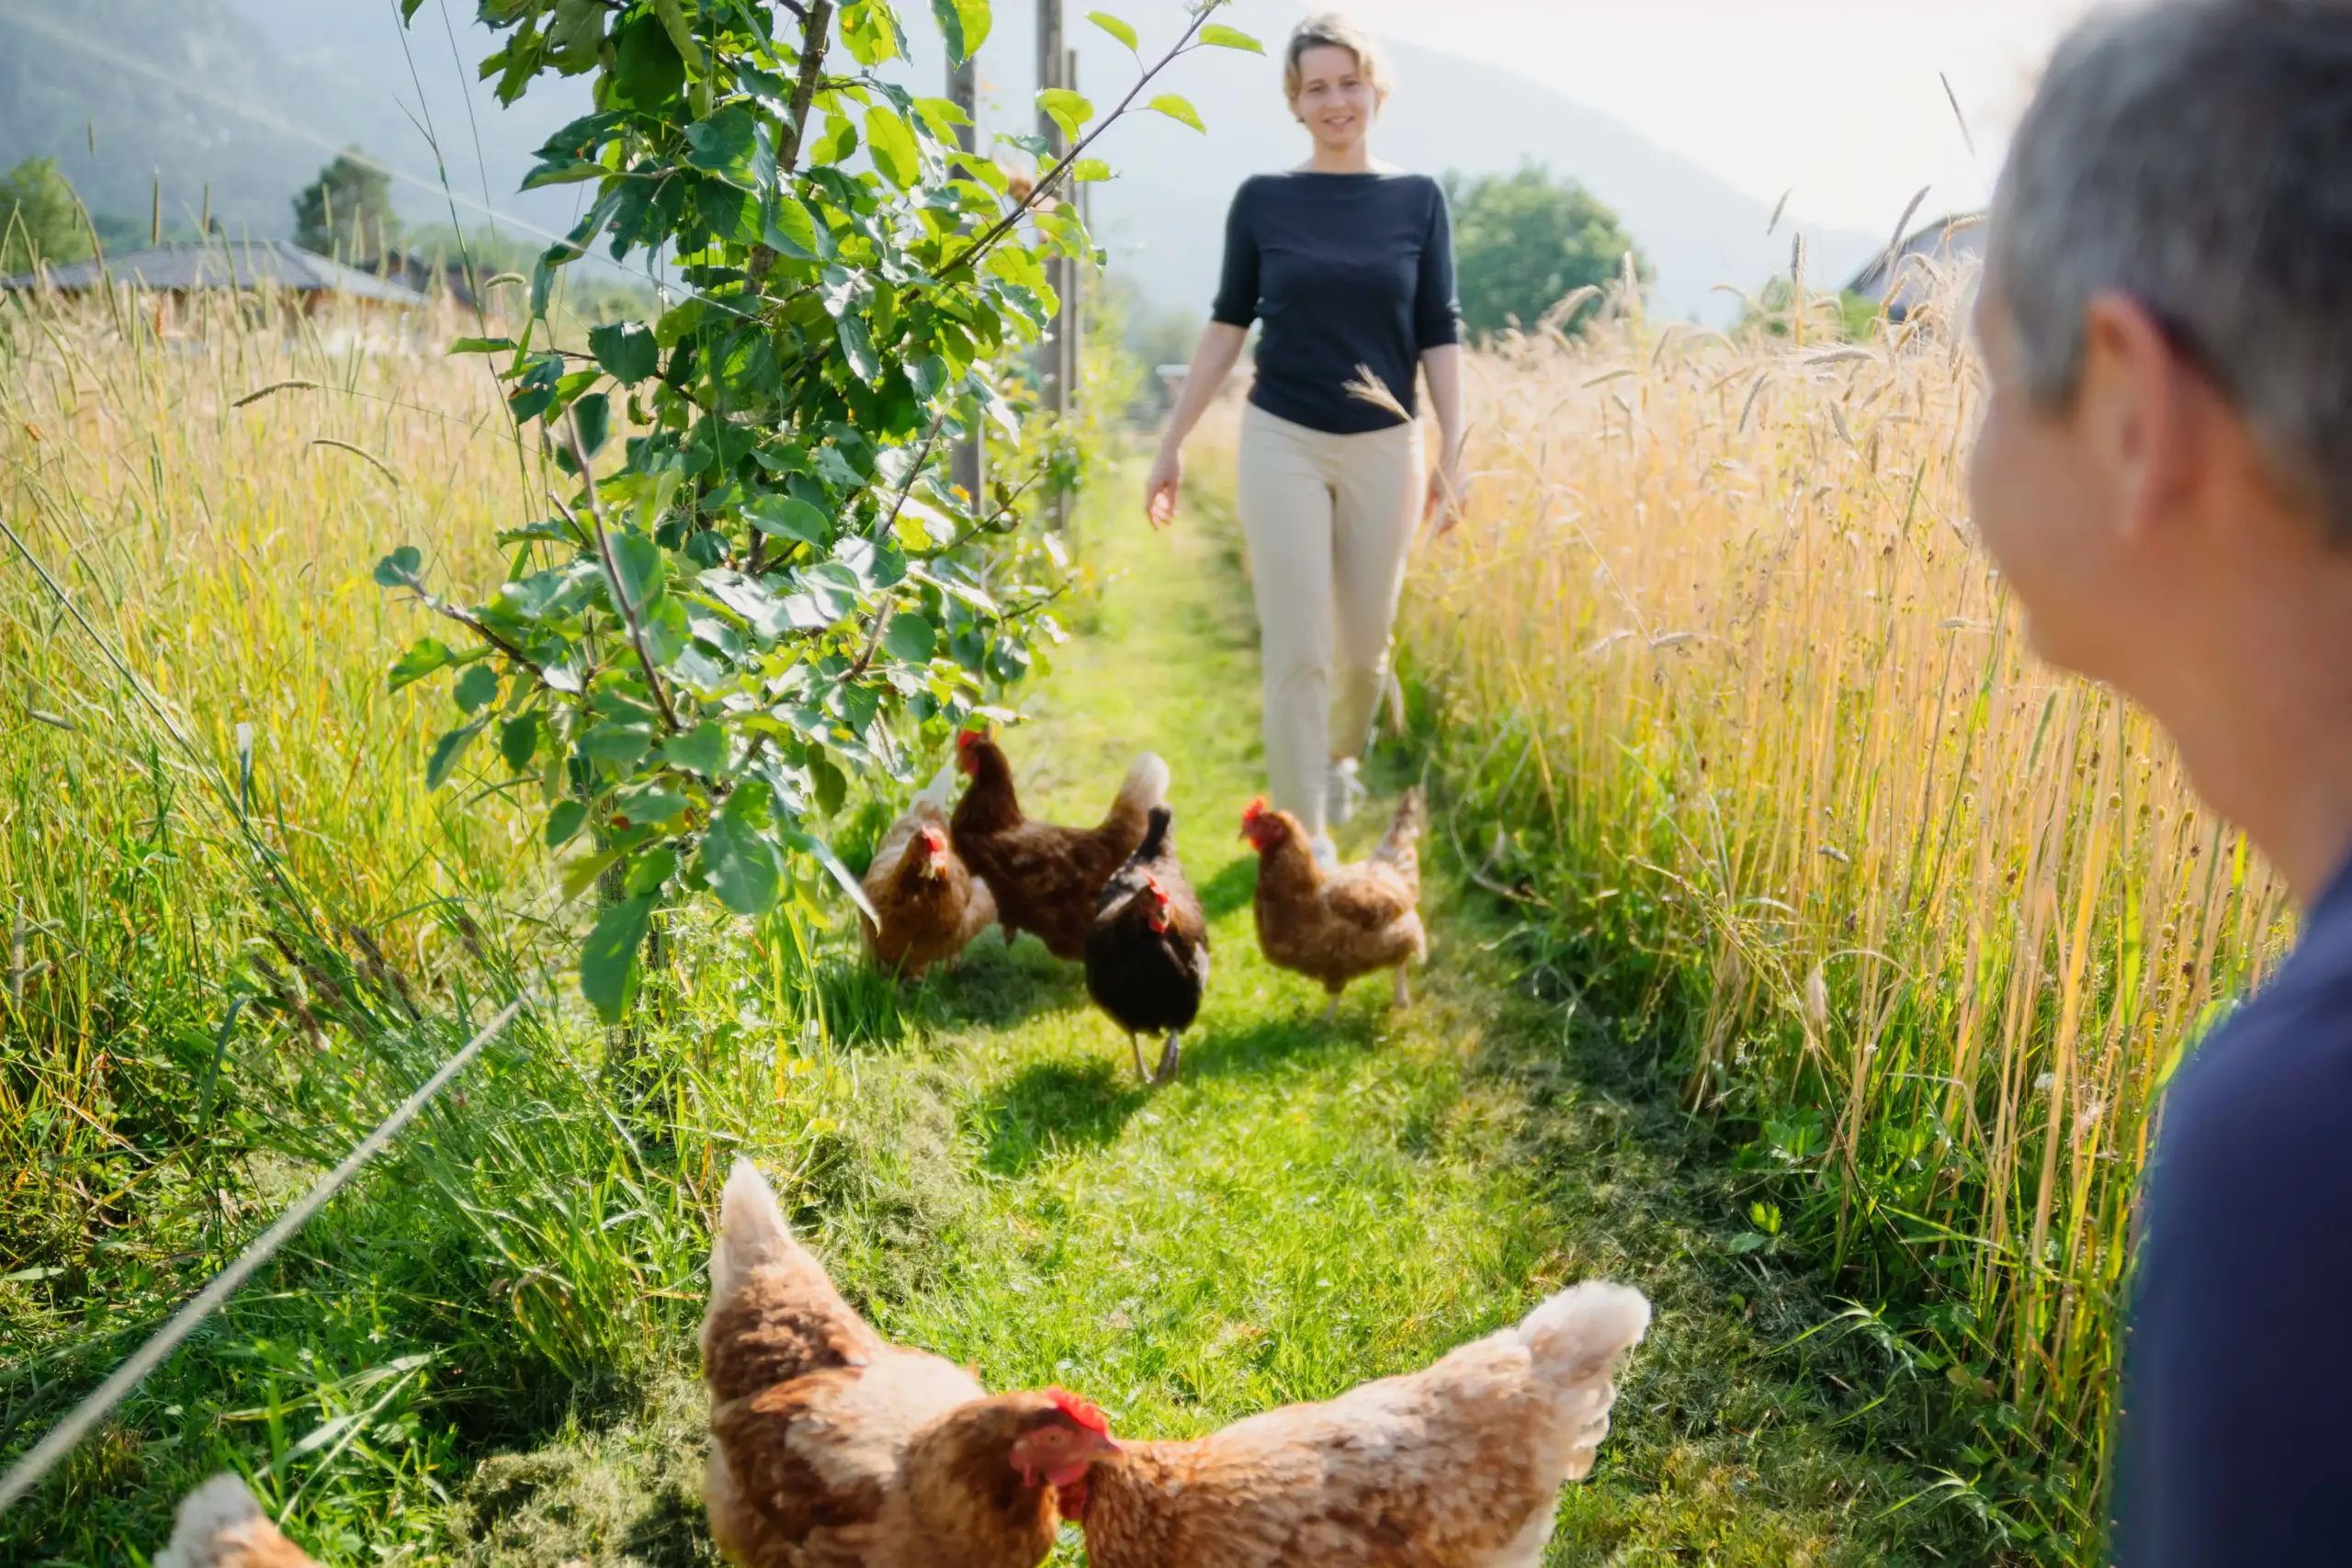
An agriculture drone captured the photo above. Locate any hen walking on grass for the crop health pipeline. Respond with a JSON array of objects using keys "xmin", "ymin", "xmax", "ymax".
[{"xmin": 1085, "ymin": 803, "xmax": 1209, "ymax": 1083}]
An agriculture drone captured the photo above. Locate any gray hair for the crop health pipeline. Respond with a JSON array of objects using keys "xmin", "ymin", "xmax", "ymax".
[{"xmin": 1988, "ymin": 0, "xmax": 2352, "ymax": 544}]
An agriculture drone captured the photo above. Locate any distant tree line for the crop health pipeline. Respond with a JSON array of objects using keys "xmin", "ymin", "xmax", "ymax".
[{"xmin": 1443, "ymin": 162, "xmax": 1646, "ymax": 342}]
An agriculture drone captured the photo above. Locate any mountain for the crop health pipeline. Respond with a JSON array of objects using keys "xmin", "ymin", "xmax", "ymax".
[
  {"xmin": 0, "ymin": 0, "xmax": 1874, "ymax": 321},
  {"xmin": 0, "ymin": 0, "xmax": 593, "ymax": 249},
  {"xmin": 997, "ymin": 7, "xmax": 1883, "ymax": 324}
]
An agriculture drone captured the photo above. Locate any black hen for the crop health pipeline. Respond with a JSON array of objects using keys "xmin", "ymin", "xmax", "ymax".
[{"xmin": 1084, "ymin": 804, "xmax": 1209, "ymax": 1083}]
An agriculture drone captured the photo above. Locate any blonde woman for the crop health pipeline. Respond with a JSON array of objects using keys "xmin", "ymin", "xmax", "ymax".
[{"xmin": 1143, "ymin": 12, "xmax": 1464, "ymax": 868}]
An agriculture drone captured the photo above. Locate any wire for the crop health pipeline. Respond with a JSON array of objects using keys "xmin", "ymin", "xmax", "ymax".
[{"xmin": 0, "ymin": 992, "xmax": 532, "ymax": 1520}]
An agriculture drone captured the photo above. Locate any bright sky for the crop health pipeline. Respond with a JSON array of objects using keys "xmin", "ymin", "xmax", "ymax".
[{"xmin": 1331, "ymin": 0, "xmax": 2102, "ymax": 234}]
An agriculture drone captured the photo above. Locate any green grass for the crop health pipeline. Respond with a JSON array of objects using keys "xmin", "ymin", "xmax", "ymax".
[
  {"xmin": 357, "ymin": 475, "xmax": 1996, "ymax": 1566},
  {"xmin": 4, "ymin": 455, "xmax": 2000, "ymax": 1564}
]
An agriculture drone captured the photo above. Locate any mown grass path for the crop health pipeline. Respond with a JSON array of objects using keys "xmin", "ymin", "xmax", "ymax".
[{"xmin": 464, "ymin": 480, "xmax": 1975, "ymax": 1567}]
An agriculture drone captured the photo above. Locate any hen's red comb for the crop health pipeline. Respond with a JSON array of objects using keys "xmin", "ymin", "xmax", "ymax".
[
  {"xmin": 956, "ymin": 728, "xmax": 986, "ymax": 751},
  {"xmin": 1240, "ymin": 796, "xmax": 1268, "ymax": 828},
  {"xmin": 1046, "ymin": 1387, "xmax": 1110, "ymax": 1434}
]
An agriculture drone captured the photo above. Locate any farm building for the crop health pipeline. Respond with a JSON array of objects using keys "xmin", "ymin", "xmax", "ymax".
[
  {"xmin": 351, "ymin": 248, "xmax": 490, "ymax": 310},
  {"xmin": 0, "ymin": 238, "xmax": 428, "ymax": 310},
  {"xmin": 1843, "ymin": 213, "xmax": 1984, "ymax": 321}
]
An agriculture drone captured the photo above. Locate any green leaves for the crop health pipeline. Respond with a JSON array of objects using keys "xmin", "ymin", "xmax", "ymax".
[
  {"xmin": 1036, "ymin": 89, "xmax": 1094, "ymax": 143},
  {"xmin": 579, "ymin": 894, "xmax": 655, "ymax": 1023},
  {"xmin": 700, "ymin": 785, "xmax": 783, "ymax": 917},
  {"xmin": 1198, "ymin": 23, "xmax": 1263, "ymax": 53},
  {"xmin": 425, "ymin": 720, "xmax": 483, "ymax": 791},
  {"xmin": 610, "ymin": 11, "xmax": 684, "ymax": 107},
  {"xmin": 929, "ymin": 0, "xmax": 991, "ymax": 63},
  {"xmin": 864, "ymin": 106, "xmax": 921, "ymax": 189},
  {"xmin": 1146, "ymin": 94, "xmax": 1205, "ymax": 133},
  {"xmin": 748, "ymin": 492, "xmax": 831, "ymax": 545},
  {"xmin": 389, "ymin": 637, "xmax": 453, "ymax": 691},
  {"xmin": 379, "ymin": 0, "xmax": 1208, "ymax": 1026},
  {"xmin": 607, "ymin": 532, "xmax": 665, "ymax": 612},
  {"xmin": 1086, "ymin": 10, "xmax": 1137, "ymax": 52},
  {"xmin": 884, "ymin": 611, "xmax": 936, "ymax": 662},
  {"xmin": 374, "ymin": 546, "xmax": 424, "ymax": 592},
  {"xmin": 588, "ymin": 320, "xmax": 659, "ymax": 384}
]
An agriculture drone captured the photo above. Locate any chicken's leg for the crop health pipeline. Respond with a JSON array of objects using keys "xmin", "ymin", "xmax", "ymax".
[
  {"xmin": 1153, "ymin": 1030, "xmax": 1182, "ymax": 1083},
  {"xmin": 1393, "ymin": 964, "xmax": 1412, "ymax": 1008},
  {"xmin": 1321, "ymin": 992, "xmax": 1341, "ymax": 1023},
  {"xmin": 1129, "ymin": 1032, "xmax": 1153, "ymax": 1084}
]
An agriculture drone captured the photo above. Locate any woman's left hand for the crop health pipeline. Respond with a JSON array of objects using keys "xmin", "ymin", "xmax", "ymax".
[{"xmin": 1424, "ymin": 450, "xmax": 1467, "ymax": 533}]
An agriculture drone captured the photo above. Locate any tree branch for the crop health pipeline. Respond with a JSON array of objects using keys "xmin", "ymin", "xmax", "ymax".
[
  {"xmin": 942, "ymin": 4, "xmax": 1226, "ymax": 281},
  {"xmin": 557, "ymin": 418, "xmax": 684, "ymax": 735}
]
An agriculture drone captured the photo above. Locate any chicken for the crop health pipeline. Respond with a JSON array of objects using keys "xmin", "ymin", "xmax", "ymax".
[
  {"xmin": 154, "ymin": 1475, "xmax": 319, "ymax": 1568},
  {"xmin": 1084, "ymin": 803, "xmax": 1209, "ymax": 1084},
  {"xmin": 1069, "ymin": 1280, "xmax": 1651, "ymax": 1568},
  {"xmin": 1242, "ymin": 787, "xmax": 1428, "ymax": 1019},
  {"xmin": 949, "ymin": 730, "xmax": 1170, "ymax": 963},
  {"xmin": 701, "ymin": 1159, "xmax": 1120, "ymax": 1568},
  {"xmin": 861, "ymin": 763, "xmax": 996, "ymax": 978}
]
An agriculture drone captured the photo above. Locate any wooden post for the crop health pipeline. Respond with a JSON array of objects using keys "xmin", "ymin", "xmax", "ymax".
[
  {"xmin": 948, "ymin": 48, "xmax": 984, "ymax": 512},
  {"xmin": 1035, "ymin": 0, "xmax": 1072, "ymax": 530}
]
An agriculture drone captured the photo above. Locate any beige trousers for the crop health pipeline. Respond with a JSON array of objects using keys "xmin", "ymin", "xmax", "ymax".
[{"xmin": 1235, "ymin": 400, "xmax": 1424, "ymax": 836}]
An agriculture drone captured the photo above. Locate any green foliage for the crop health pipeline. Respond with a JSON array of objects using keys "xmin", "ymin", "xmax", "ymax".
[
  {"xmin": 290, "ymin": 149, "xmax": 401, "ymax": 259},
  {"xmin": 379, "ymin": 0, "xmax": 1250, "ymax": 1022},
  {"xmin": 0, "ymin": 155, "xmax": 90, "ymax": 271},
  {"xmin": 1443, "ymin": 162, "xmax": 1645, "ymax": 340},
  {"xmin": 1737, "ymin": 278, "xmax": 1883, "ymax": 343}
]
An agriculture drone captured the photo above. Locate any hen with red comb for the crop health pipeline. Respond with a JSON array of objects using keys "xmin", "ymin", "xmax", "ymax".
[
  {"xmin": 951, "ymin": 730, "xmax": 1170, "ymax": 962},
  {"xmin": 1085, "ymin": 801, "xmax": 1208, "ymax": 1082},
  {"xmin": 860, "ymin": 762, "xmax": 996, "ymax": 979}
]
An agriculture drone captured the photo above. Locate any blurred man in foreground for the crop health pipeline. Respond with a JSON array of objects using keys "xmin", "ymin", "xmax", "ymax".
[{"xmin": 1969, "ymin": 2, "xmax": 2352, "ymax": 1561}]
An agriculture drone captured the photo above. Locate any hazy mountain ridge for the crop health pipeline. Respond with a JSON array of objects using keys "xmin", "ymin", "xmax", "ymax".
[{"xmin": 0, "ymin": 1, "xmax": 1877, "ymax": 320}]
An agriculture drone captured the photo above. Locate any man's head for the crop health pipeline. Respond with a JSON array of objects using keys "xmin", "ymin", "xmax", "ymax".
[{"xmin": 1973, "ymin": 0, "xmax": 2352, "ymax": 695}]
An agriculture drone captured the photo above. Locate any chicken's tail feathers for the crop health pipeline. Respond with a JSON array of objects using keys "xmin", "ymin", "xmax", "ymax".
[
  {"xmin": 710, "ymin": 1157, "xmax": 799, "ymax": 1307},
  {"xmin": 1373, "ymin": 786, "xmax": 1425, "ymax": 869},
  {"xmin": 913, "ymin": 761, "xmax": 959, "ymax": 817},
  {"xmin": 1516, "ymin": 1280, "xmax": 1650, "ymax": 1480},
  {"xmin": 156, "ymin": 1474, "xmax": 306, "ymax": 1568},
  {"xmin": 1134, "ymin": 802, "xmax": 1173, "ymax": 862},
  {"xmin": 1517, "ymin": 1279, "xmax": 1651, "ymax": 1384},
  {"xmin": 1115, "ymin": 750, "xmax": 1170, "ymax": 812}
]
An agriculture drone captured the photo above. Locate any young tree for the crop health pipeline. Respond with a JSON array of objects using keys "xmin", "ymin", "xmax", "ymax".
[
  {"xmin": 0, "ymin": 156, "xmax": 92, "ymax": 272},
  {"xmin": 377, "ymin": 0, "xmax": 1253, "ymax": 1021},
  {"xmin": 292, "ymin": 149, "xmax": 400, "ymax": 258},
  {"xmin": 1444, "ymin": 163, "xmax": 1645, "ymax": 340}
]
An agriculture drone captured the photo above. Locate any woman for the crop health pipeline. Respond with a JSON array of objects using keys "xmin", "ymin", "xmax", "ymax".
[{"xmin": 1143, "ymin": 12, "xmax": 1464, "ymax": 869}]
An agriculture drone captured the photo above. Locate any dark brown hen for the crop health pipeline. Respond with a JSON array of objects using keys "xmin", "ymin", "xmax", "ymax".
[
  {"xmin": 1085, "ymin": 803, "xmax": 1209, "ymax": 1083},
  {"xmin": 949, "ymin": 730, "xmax": 1168, "ymax": 962}
]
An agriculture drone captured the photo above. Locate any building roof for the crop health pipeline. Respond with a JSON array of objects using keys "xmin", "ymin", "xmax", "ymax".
[
  {"xmin": 1844, "ymin": 214, "xmax": 1985, "ymax": 311},
  {"xmin": 0, "ymin": 240, "xmax": 429, "ymax": 304}
]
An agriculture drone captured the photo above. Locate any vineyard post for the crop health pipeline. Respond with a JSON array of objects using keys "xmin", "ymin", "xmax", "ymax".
[
  {"xmin": 949, "ymin": 45, "xmax": 985, "ymax": 513},
  {"xmin": 1035, "ymin": 0, "xmax": 1074, "ymax": 539}
]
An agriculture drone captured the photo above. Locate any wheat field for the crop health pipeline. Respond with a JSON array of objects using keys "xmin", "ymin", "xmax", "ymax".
[{"xmin": 1391, "ymin": 273, "xmax": 2291, "ymax": 1547}]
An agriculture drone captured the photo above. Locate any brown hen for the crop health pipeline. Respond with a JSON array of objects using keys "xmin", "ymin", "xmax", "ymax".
[
  {"xmin": 861, "ymin": 764, "xmax": 996, "ymax": 978},
  {"xmin": 153, "ymin": 1475, "xmax": 319, "ymax": 1568},
  {"xmin": 1243, "ymin": 787, "xmax": 1427, "ymax": 1018},
  {"xmin": 701, "ymin": 1160, "xmax": 1118, "ymax": 1568},
  {"xmin": 949, "ymin": 730, "xmax": 1168, "ymax": 962},
  {"xmin": 1070, "ymin": 1280, "xmax": 1651, "ymax": 1568}
]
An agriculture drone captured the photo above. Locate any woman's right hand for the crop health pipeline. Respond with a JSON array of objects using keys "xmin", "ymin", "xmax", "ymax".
[{"xmin": 1144, "ymin": 445, "xmax": 1183, "ymax": 530}]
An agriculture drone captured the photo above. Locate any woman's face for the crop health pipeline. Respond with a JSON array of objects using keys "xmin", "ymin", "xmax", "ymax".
[{"xmin": 1291, "ymin": 44, "xmax": 1377, "ymax": 155}]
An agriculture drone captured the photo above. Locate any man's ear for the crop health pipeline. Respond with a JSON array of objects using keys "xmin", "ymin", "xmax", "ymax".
[{"xmin": 2078, "ymin": 292, "xmax": 2205, "ymax": 544}]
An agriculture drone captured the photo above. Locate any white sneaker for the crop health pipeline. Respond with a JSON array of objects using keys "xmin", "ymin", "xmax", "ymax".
[
  {"xmin": 1308, "ymin": 832, "xmax": 1340, "ymax": 871},
  {"xmin": 1326, "ymin": 758, "xmax": 1366, "ymax": 826}
]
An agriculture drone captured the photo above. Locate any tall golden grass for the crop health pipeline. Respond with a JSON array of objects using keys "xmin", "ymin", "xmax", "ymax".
[
  {"xmin": 1396, "ymin": 275, "xmax": 2292, "ymax": 1547},
  {"xmin": 0, "ymin": 289, "xmax": 541, "ymax": 1264}
]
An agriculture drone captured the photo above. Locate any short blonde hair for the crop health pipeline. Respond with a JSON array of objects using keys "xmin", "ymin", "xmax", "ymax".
[{"xmin": 1283, "ymin": 13, "xmax": 1391, "ymax": 108}]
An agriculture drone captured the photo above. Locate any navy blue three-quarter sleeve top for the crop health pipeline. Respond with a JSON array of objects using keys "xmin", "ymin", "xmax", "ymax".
[{"xmin": 1210, "ymin": 170, "xmax": 1461, "ymax": 435}]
